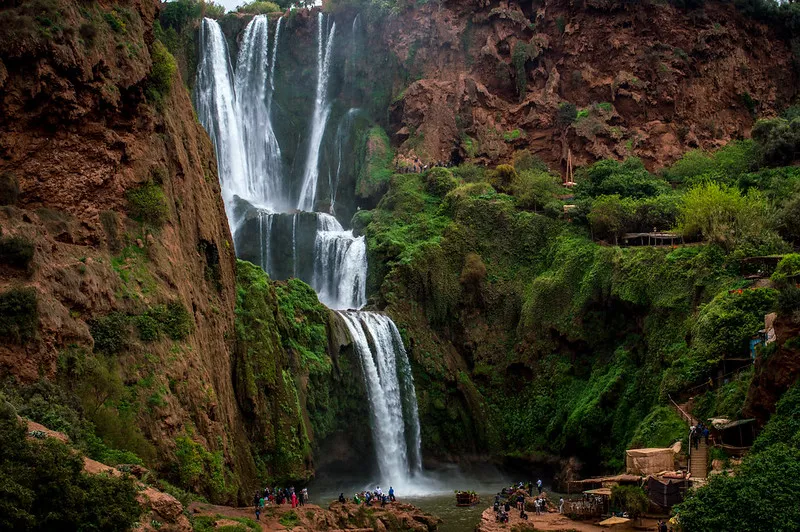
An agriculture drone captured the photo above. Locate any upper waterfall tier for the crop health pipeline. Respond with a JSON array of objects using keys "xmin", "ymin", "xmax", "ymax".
[{"xmin": 233, "ymin": 199, "xmax": 366, "ymax": 310}]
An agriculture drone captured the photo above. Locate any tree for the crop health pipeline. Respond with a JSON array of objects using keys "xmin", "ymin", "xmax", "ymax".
[
  {"xmin": 0, "ymin": 400, "xmax": 142, "ymax": 531},
  {"xmin": 512, "ymin": 169, "xmax": 564, "ymax": 211},
  {"xmin": 752, "ymin": 117, "xmax": 800, "ymax": 167},
  {"xmin": 587, "ymin": 195, "xmax": 634, "ymax": 244},
  {"xmin": 577, "ymin": 158, "xmax": 669, "ymax": 199},
  {"xmin": 677, "ymin": 182, "xmax": 776, "ymax": 251},
  {"xmin": 610, "ymin": 485, "xmax": 648, "ymax": 520}
]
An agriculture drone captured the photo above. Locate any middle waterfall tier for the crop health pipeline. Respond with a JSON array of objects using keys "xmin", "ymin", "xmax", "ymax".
[{"xmin": 233, "ymin": 198, "xmax": 366, "ymax": 310}]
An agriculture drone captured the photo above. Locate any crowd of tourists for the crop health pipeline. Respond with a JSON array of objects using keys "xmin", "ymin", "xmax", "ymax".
[
  {"xmin": 252, "ymin": 486, "xmax": 309, "ymax": 520},
  {"xmin": 493, "ymin": 480, "xmax": 555, "ymax": 523},
  {"xmin": 342, "ymin": 485, "xmax": 396, "ymax": 507}
]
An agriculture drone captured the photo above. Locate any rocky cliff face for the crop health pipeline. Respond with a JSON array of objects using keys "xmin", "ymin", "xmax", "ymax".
[
  {"xmin": 384, "ymin": 0, "xmax": 796, "ymax": 171},
  {"xmin": 0, "ymin": 0, "xmax": 362, "ymax": 503}
]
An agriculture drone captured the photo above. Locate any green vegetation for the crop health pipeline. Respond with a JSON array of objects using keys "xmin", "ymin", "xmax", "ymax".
[
  {"xmin": 0, "ymin": 235, "xmax": 34, "ymax": 269},
  {"xmin": 236, "ymin": 1, "xmax": 281, "ymax": 14},
  {"xmin": 610, "ymin": 485, "xmax": 648, "ymax": 519},
  {"xmin": 0, "ymin": 400, "xmax": 142, "ymax": 531},
  {"xmin": 279, "ymin": 510, "xmax": 300, "ymax": 528},
  {"xmin": 360, "ymin": 115, "xmax": 800, "ymax": 469},
  {"xmin": 126, "ymin": 183, "xmax": 169, "ymax": 227},
  {"xmin": 677, "ymin": 383, "xmax": 800, "ymax": 530},
  {"xmin": 356, "ymin": 126, "xmax": 394, "ymax": 200},
  {"xmin": 146, "ymin": 40, "xmax": 178, "ymax": 106},
  {"xmin": 174, "ymin": 432, "xmax": 231, "ymax": 500},
  {"xmin": 0, "ymin": 287, "xmax": 38, "ymax": 345}
]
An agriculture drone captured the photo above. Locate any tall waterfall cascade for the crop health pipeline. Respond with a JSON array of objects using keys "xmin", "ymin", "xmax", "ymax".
[
  {"xmin": 196, "ymin": 14, "xmax": 422, "ymax": 487},
  {"xmin": 297, "ymin": 13, "xmax": 336, "ymax": 213}
]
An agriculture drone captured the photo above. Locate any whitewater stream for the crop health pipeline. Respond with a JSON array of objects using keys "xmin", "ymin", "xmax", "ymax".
[{"xmin": 196, "ymin": 13, "xmax": 426, "ymax": 490}]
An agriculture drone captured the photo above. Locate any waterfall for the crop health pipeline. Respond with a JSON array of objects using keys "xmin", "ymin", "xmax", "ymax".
[
  {"xmin": 235, "ymin": 15, "xmax": 285, "ymax": 210},
  {"xmin": 313, "ymin": 213, "xmax": 366, "ymax": 310},
  {"xmin": 329, "ymin": 108, "xmax": 362, "ymax": 214},
  {"xmin": 297, "ymin": 13, "xmax": 336, "ymax": 212},
  {"xmin": 338, "ymin": 311, "xmax": 423, "ymax": 483},
  {"xmin": 196, "ymin": 12, "xmax": 424, "ymax": 486},
  {"xmin": 267, "ymin": 16, "xmax": 282, "ymax": 111},
  {"xmin": 257, "ymin": 211, "xmax": 274, "ymax": 274},
  {"xmin": 195, "ymin": 18, "xmax": 249, "ymax": 211}
]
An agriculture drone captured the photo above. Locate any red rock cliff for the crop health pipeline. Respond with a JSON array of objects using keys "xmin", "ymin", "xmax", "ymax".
[{"xmin": 0, "ymin": 0, "xmax": 257, "ymax": 501}]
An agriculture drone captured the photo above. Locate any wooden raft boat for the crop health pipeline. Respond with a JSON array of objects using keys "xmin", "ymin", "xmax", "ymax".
[{"xmin": 455, "ymin": 491, "xmax": 480, "ymax": 507}]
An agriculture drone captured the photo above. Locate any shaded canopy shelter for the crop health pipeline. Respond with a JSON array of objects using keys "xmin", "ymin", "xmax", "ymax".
[
  {"xmin": 709, "ymin": 418, "xmax": 757, "ymax": 450},
  {"xmin": 626, "ymin": 447, "xmax": 677, "ymax": 476}
]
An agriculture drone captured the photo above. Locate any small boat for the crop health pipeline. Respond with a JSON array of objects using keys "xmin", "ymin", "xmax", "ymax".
[{"xmin": 455, "ymin": 491, "xmax": 480, "ymax": 507}]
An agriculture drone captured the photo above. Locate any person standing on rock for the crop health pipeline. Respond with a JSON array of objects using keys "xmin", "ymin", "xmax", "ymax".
[
  {"xmin": 559, "ymin": 497, "xmax": 564, "ymax": 513},
  {"xmin": 389, "ymin": 486, "xmax": 395, "ymax": 502},
  {"xmin": 537, "ymin": 479, "xmax": 543, "ymax": 494},
  {"xmin": 291, "ymin": 491, "xmax": 298, "ymax": 508}
]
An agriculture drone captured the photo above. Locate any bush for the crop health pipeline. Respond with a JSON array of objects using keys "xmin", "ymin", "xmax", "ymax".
[
  {"xmin": 0, "ymin": 287, "xmax": 37, "ymax": 344},
  {"xmin": 89, "ymin": 313, "xmax": 131, "ymax": 354},
  {"xmin": 677, "ymin": 182, "xmax": 777, "ymax": 251},
  {"xmin": 126, "ymin": 182, "xmax": 169, "ymax": 226},
  {"xmin": 163, "ymin": 301, "xmax": 193, "ymax": 340},
  {"xmin": 137, "ymin": 302, "xmax": 192, "ymax": 341},
  {"xmin": 752, "ymin": 117, "xmax": 800, "ymax": 167},
  {"xmin": 610, "ymin": 485, "xmax": 648, "ymax": 519},
  {"xmin": 146, "ymin": 40, "xmax": 178, "ymax": 105},
  {"xmin": 0, "ymin": 172, "xmax": 19, "ymax": 206},
  {"xmin": 0, "ymin": 236, "xmax": 34, "ymax": 269},
  {"xmin": 451, "ymin": 163, "xmax": 485, "ymax": 183},
  {"xmin": 489, "ymin": 164, "xmax": 518, "ymax": 193},
  {"xmin": 425, "ymin": 167, "xmax": 458, "ymax": 196},
  {"xmin": 512, "ymin": 169, "xmax": 563, "ymax": 211},
  {"xmin": 512, "ymin": 150, "xmax": 549, "ymax": 173},
  {"xmin": 577, "ymin": 158, "xmax": 669, "ymax": 199},
  {"xmin": 772, "ymin": 254, "xmax": 800, "ymax": 287},
  {"xmin": 587, "ymin": 195, "xmax": 635, "ymax": 243},
  {"xmin": 0, "ymin": 403, "xmax": 142, "ymax": 531}
]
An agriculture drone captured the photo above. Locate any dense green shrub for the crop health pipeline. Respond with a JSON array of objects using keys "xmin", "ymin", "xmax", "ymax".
[
  {"xmin": 356, "ymin": 126, "xmax": 394, "ymax": 200},
  {"xmin": 489, "ymin": 164, "xmax": 518, "ymax": 192},
  {"xmin": 0, "ymin": 236, "xmax": 34, "ymax": 269},
  {"xmin": 425, "ymin": 167, "xmax": 458, "ymax": 196},
  {"xmin": 610, "ymin": 485, "xmax": 648, "ymax": 518},
  {"xmin": 451, "ymin": 163, "xmax": 485, "ymax": 183},
  {"xmin": 772, "ymin": 254, "xmax": 800, "ymax": 286},
  {"xmin": 146, "ymin": 40, "xmax": 178, "ymax": 105},
  {"xmin": 629, "ymin": 406, "xmax": 685, "ymax": 448},
  {"xmin": 577, "ymin": 158, "xmax": 669, "ymax": 199},
  {"xmin": 0, "ymin": 401, "xmax": 142, "ymax": 531},
  {"xmin": 587, "ymin": 195, "xmax": 634, "ymax": 243},
  {"xmin": 89, "ymin": 312, "xmax": 131, "ymax": 354},
  {"xmin": 0, "ymin": 172, "xmax": 19, "ymax": 206},
  {"xmin": 0, "ymin": 287, "xmax": 37, "ymax": 344},
  {"xmin": 752, "ymin": 117, "xmax": 800, "ymax": 167},
  {"xmin": 512, "ymin": 169, "xmax": 563, "ymax": 212},
  {"xmin": 677, "ymin": 182, "xmax": 778, "ymax": 252},
  {"xmin": 126, "ymin": 182, "xmax": 169, "ymax": 226},
  {"xmin": 160, "ymin": 0, "xmax": 225, "ymax": 32},
  {"xmin": 512, "ymin": 150, "xmax": 549, "ymax": 173}
]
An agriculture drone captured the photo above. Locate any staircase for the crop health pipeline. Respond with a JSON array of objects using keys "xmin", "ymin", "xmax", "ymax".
[{"xmin": 689, "ymin": 439, "xmax": 709, "ymax": 479}]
